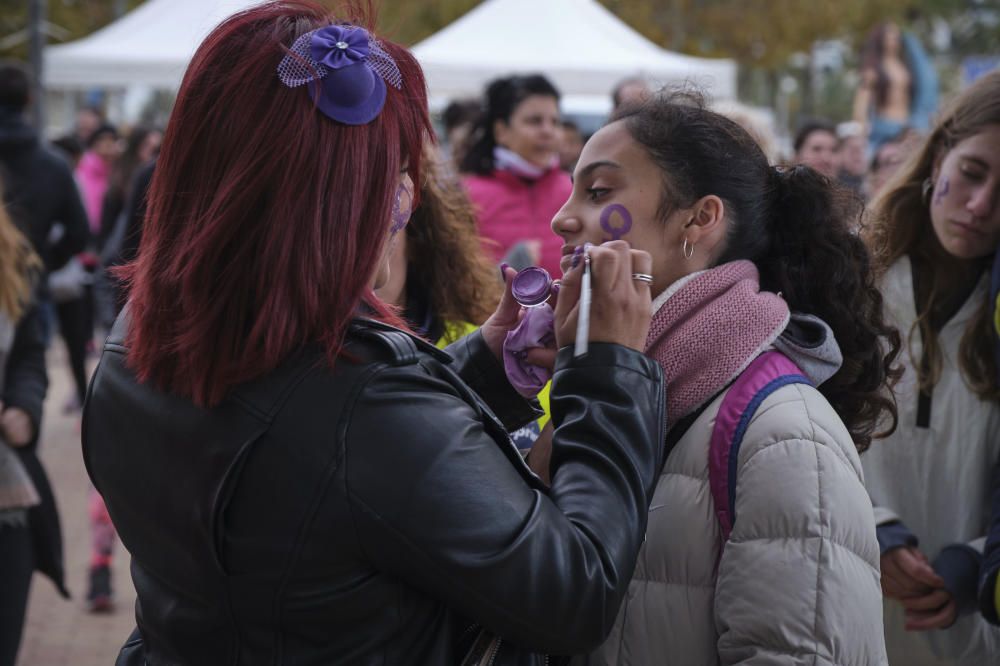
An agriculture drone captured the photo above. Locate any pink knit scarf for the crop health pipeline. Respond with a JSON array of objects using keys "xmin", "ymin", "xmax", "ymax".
[{"xmin": 645, "ymin": 260, "xmax": 790, "ymax": 420}]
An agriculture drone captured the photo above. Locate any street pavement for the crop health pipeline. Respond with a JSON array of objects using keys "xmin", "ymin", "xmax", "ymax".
[{"xmin": 17, "ymin": 347, "xmax": 135, "ymax": 666}]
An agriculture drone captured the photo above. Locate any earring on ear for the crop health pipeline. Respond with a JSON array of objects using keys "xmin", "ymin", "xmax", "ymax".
[
  {"xmin": 682, "ymin": 238, "xmax": 694, "ymax": 260},
  {"xmin": 922, "ymin": 177, "xmax": 934, "ymax": 204}
]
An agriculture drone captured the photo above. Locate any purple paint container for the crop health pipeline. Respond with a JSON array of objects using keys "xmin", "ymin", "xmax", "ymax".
[{"xmin": 511, "ymin": 266, "xmax": 552, "ymax": 307}]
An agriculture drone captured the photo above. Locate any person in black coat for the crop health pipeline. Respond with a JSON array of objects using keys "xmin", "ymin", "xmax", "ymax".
[
  {"xmin": 0, "ymin": 191, "xmax": 66, "ymax": 666},
  {"xmin": 0, "ymin": 60, "xmax": 89, "ymax": 343},
  {"xmin": 0, "ymin": 62, "xmax": 89, "ymax": 273},
  {"xmin": 83, "ymin": 6, "xmax": 668, "ymax": 665},
  {"xmin": 98, "ymin": 158, "xmax": 154, "ymax": 321}
]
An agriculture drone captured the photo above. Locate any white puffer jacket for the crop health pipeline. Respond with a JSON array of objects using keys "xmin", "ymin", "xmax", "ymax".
[{"xmin": 579, "ymin": 320, "xmax": 887, "ymax": 665}]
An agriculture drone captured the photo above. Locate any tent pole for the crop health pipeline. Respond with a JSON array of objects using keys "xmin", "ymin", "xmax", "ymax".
[{"xmin": 28, "ymin": 0, "xmax": 46, "ymax": 130}]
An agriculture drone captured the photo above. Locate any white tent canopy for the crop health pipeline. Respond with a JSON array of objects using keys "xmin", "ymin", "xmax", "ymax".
[
  {"xmin": 44, "ymin": 0, "xmax": 259, "ymax": 89},
  {"xmin": 44, "ymin": 0, "xmax": 736, "ymax": 108},
  {"xmin": 412, "ymin": 0, "xmax": 737, "ymax": 106}
]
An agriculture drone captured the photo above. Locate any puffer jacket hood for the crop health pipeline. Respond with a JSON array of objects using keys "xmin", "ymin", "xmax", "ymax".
[{"xmin": 774, "ymin": 312, "xmax": 843, "ymax": 386}]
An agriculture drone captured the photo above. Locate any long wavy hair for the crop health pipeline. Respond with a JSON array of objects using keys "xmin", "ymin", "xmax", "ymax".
[
  {"xmin": 0, "ymin": 180, "xmax": 40, "ymax": 321},
  {"xmin": 405, "ymin": 145, "xmax": 501, "ymax": 338},
  {"xmin": 614, "ymin": 92, "xmax": 901, "ymax": 452},
  {"xmin": 866, "ymin": 69, "xmax": 1000, "ymax": 402},
  {"xmin": 120, "ymin": 1, "xmax": 432, "ymax": 406}
]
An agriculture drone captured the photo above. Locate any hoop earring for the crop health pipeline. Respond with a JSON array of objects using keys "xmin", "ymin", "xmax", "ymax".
[
  {"xmin": 922, "ymin": 177, "xmax": 934, "ymax": 204},
  {"xmin": 682, "ymin": 238, "xmax": 694, "ymax": 260}
]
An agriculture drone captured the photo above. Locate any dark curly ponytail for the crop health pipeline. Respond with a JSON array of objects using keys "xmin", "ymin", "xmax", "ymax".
[
  {"xmin": 758, "ymin": 166, "xmax": 902, "ymax": 451},
  {"xmin": 614, "ymin": 92, "xmax": 901, "ymax": 452}
]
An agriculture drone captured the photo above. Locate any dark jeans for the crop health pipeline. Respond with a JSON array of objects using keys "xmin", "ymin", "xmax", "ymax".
[
  {"xmin": 55, "ymin": 286, "xmax": 93, "ymax": 404},
  {"xmin": 0, "ymin": 522, "xmax": 33, "ymax": 666},
  {"xmin": 35, "ymin": 297, "xmax": 55, "ymax": 348}
]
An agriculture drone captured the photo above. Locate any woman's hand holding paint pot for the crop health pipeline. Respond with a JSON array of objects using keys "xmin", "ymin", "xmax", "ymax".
[
  {"xmin": 482, "ymin": 263, "xmax": 559, "ymax": 366},
  {"xmin": 480, "ymin": 263, "xmax": 524, "ymax": 361},
  {"xmin": 555, "ymin": 240, "xmax": 652, "ymax": 353}
]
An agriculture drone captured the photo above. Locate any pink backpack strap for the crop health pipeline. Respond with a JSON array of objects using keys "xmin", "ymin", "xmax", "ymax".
[{"xmin": 708, "ymin": 351, "xmax": 811, "ymax": 545}]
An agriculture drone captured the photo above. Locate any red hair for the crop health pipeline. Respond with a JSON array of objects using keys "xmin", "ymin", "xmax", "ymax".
[{"xmin": 119, "ymin": 0, "xmax": 431, "ymax": 406}]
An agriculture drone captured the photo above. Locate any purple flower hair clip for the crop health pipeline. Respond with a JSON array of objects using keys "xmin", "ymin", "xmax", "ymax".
[{"xmin": 277, "ymin": 24, "xmax": 402, "ymax": 125}]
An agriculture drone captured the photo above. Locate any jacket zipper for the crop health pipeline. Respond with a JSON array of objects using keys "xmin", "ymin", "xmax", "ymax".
[
  {"xmin": 486, "ymin": 637, "xmax": 502, "ymax": 666},
  {"xmin": 659, "ymin": 374, "xmax": 669, "ymax": 460},
  {"xmin": 463, "ymin": 625, "xmax": 553, "ymax": 665}
]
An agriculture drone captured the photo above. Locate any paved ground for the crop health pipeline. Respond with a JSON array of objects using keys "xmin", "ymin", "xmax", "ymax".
[{"xmin": 17, "ymin": 347, "xmax": 135, "ymax": 666}]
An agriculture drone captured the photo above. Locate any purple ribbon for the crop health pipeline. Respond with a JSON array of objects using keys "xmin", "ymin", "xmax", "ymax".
[{"xmin": 310, "ymin": 25, "xmax": 370, "ymax": 70}]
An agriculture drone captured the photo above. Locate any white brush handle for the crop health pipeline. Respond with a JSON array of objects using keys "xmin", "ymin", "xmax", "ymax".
[{"xmin": 574, "ymin": 255, "xmax": 591, "ymax": 358}]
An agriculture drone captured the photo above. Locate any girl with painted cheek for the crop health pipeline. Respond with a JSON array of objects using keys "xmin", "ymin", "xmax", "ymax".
[
  {"xmin": 552, "ymin": 92, "xmax": 900, "ymax": 665},
  {"xmin": 371, "ymin": 169, "xmax": 414, "ymax": 291},
  {"xmin": 377, "ymin": 147, "xmax": 556, "ymax": 450},
  {"xmin": 376, "ymin": 145, "xmax": 502, "ymax": 349},
  {"xmin": 863, "ymin": 69, "xmax": 1000, "ymax": 665}
]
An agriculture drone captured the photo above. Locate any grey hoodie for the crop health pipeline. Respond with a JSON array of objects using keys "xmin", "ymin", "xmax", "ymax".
[{"xmin": 773, "ymin": 312, "xmax": 843, "ymax": 387}]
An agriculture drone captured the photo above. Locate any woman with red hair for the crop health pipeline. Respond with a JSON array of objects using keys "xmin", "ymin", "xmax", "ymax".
[{"xmin": 82, "ymin": 2, "xmax": 667, "ymax": 664}]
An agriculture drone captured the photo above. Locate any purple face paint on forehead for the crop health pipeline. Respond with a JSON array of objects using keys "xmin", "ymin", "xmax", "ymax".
[
  {"xmin": 390, "ymin": 183, "xmax": 412, "ymax": 234},
  {"xmin": 600, "ymin": 204, "xmax": 633, "ymax": 241},
  {"xmin": 933, "ymin": 176, "xmax": 950, "ymax": 206}
]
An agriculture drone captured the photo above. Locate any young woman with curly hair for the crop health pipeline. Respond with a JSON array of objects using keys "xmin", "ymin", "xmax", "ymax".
[
  {"xmin": 379, "ymin": 145, "xmax": 558, "ymax": 449},
  {"xmin": 377, "ymin": 144, "xmax": 501, "ymax": 347},
  {"xmin": 547, "ymin": 92, "xmax": 900, "ymax": 664},
  {"xmin": 862, "ymin": 69, "xmax": 1000, "ymax": 665}
]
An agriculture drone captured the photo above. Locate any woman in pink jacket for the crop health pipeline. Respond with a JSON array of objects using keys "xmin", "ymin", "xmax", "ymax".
[
  {"xmin": 461, "ymin": 74, "xmax": 571, "ymax": 276},
  {"xmin": 76, "ymin": 124, "xmax": 119, "ymax": 235}
]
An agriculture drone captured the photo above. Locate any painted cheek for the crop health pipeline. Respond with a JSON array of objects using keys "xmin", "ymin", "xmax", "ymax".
[
  {"xmin": 600, "ymin": 204, "xmax": 633, "ymax": 242},
  {"xmin": 390, "ymin": 184, "xmax": 413, "ymax": 235},
  {"xmin": 932, "ymin": 175, "xmax": 950, "ymax": 206}
]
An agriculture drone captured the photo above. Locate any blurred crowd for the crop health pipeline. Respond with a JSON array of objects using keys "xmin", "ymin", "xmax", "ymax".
[
  {"xmin": 0, "ymin": 61, "xmax": 162, "ymax": 647},
  {"xmin": 440, "ymin": 73, "xmax": 930, "ymax": 277},
  {"xmin": 0, "ymin": 6, "xmax": 999, "ymax": 666}
]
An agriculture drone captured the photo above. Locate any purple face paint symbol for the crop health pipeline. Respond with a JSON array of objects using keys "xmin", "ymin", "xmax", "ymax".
[
  {"xmin": 933, "ymin": 176, "xmax": 950, "ymax": 206},
  {"xmin": 390, "ymin": 183, "xmax": 412, "ymax": 235},
  {"xmin": 600, "ymin": 204, "xmax": 633, "ymax": 242}
]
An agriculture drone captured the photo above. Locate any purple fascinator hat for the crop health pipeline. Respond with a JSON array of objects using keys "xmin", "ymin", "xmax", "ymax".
[{"xmin": 277, "ymin": 25, "xmax": 402, "ymax": 125}]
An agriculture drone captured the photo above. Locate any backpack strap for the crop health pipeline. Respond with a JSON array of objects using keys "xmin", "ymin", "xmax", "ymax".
[{"xmin": 708, "ymin": 350, "xmax": 812, "ymax": 545}]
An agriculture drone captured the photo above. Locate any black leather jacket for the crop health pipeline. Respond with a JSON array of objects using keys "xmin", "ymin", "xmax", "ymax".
[{"xmin": 83, "ymin": 316, "xmax": 666, "ymax": 665}]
